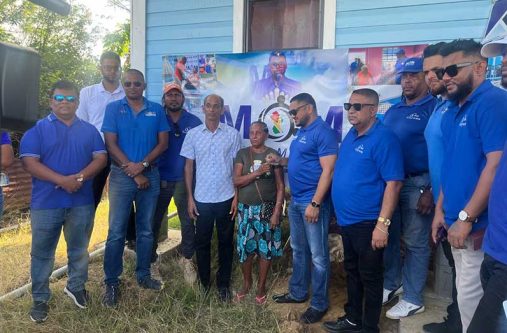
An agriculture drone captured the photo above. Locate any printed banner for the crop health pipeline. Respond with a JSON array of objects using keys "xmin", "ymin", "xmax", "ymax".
[
  {"xmin": 162, "ymin": 50, "xmax": 349, "ymax": 157},
  {"xmin": 162, "ymin": 44, "xmax": 434, "ymax": 155}
]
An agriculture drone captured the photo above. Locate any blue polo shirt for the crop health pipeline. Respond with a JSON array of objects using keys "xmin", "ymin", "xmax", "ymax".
[
  {"xmin": 424, "ymin": 99, "xmax": 451, "ymax": 202},
  {"xmin": 332, "ymin": 121, "xmax": 404, "ymax": 226},
  {"xmin": 441, "ymin": 80, "xmax": 507, "ymax": 231},
  {"xmin": 288, "ymin": 117, "xmax": 338, "ymax": 203},
  {"xmin": 101, "ymin": 97, "xmax": 170, "ymax": 163},
  {"xmin": 159, "ymin": 110, "xmax": 202, "ymax": 181},
  {"xmin": 383, "ymin": 93, "xmax": 437, "ymax": 175},
  {"xmin": 19, "ymin": 114, "xmax": 106, "ymax": 209},
  {"xmin": 484, "ymin": 142, "xmax": 507, "ymax": 265}
]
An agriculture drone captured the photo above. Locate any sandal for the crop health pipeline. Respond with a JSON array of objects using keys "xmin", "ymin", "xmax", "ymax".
[
  {"xmin": 233, "ymin": 291, "xmax": 247, "ymax": 303},
  {"xmin": 255, "ymin": 294, "xmax": 267, "ymax": 305}
]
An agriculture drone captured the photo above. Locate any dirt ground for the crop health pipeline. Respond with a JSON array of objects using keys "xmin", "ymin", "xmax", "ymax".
[{"xmin": 267, "ymin": 257, "xmax": 399, "ymax": 333}]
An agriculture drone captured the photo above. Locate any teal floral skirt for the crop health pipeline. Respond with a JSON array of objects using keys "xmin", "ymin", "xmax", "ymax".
[{"xmin": 236, "ymin": 202, "xmax": 283, "ymax": 263}]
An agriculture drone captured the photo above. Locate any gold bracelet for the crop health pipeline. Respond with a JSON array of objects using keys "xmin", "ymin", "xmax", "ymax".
[{"xmin": 375, "ymin": 225, "xmax": 389, "ymax": 235}]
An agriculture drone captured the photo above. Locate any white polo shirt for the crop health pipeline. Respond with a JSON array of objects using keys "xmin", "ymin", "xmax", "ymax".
[{"xmin": 76, "ymin": 81, "xmax": 125, "ymax": 140}]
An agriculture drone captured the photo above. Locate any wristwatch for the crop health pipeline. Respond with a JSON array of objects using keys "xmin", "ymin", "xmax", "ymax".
[
  {"xmin": 76, "ymin": 174, "xmax": 84, "ymax": 182},
  {"xmin": 142, "ymin": 160, "xmax": 150, "ymax": 168},
  {"xmin": 458, "ymin": 210, "xmax": 477, "ymax": 223},
  {"xmin": 378, "ymin": 216, "xmax": 391, "ymax": 227},
  {"xmin": 311, "ymin": 201, "xmax": 321, "ymax": 208}
]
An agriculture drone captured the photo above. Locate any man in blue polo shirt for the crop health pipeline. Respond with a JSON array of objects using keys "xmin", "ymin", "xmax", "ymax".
[
  {"xmin": 20, "ymin": 80, "xmax": 107, "ymax": 323},
  {"xmin": 422, "ymin": 42, "xmax": 463, "ymax": 333},
  {"xmin": 432, "ymin": 39, "xmax": 507, "ymax": 332},
  {"xmin": 101, "ymin": 69, "xmax": 169, "ymax": 307},
  {"xmin": 464, "ymin": 35, "xmax": 507, "ymax": 333},
  {"xmin": 272, "ymin": 92, "xmax": 338, "ymax": 324},
  {"xmin": 151, "ymin": 82, "xmax": 201, "ymax": 283},
  {"xmin": 323, "ymin": 88, "xmax": 403, "ymax": 333},
  {"xmin": 382, "ymin": 57, "xmax": 437, "ymax": 319}
]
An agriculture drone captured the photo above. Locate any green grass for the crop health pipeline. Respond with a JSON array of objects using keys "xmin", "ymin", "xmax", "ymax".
[{"xmin": 0, "ymin": 200, "xmax": 294, "ymax": 332}]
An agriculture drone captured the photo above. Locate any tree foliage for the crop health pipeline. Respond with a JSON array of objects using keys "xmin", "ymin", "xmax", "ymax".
[
  {"xmin": 103, "ymin": 22, "xmax": 130, "ymax": 69},
  {"xmin": 0, "ymin": 1, "xmax": 100, "ymax": 116}
]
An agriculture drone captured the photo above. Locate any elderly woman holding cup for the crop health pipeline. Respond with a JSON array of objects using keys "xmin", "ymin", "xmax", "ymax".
[{"xmin": 233, "ymin": 121, "xmax": 285, "ymax": 305}]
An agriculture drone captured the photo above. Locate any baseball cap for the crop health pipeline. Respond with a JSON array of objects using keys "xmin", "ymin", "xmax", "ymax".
[
  {"xmin": 399, "ymin": 57, "xmax": 423, "ymax": 73},
  {"xmin": 163, "ymin": 82, "xmax": 183, "ymax": 95},
  {"xmin": 481, "ymin": 35, "xmax": 507, "ymax": 57},
  {"xmin": 396, "ymin": 49, "xmax": 406, "ymax": 55}
]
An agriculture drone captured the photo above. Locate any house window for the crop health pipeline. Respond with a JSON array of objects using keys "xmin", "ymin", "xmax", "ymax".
[{"xmin": 245, "ymin": 0, "xmax": 322, "ymax": 51}]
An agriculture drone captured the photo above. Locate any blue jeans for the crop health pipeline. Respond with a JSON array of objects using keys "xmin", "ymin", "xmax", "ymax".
[
  {"xmin": 152, "ymin": 180, "xmax": 194, "ymax": 261},
  {"xmin": 31, "ymin": 205, "xmax": 94, "ymax": 302},
  {"xmin": 384, "ymin": 174, "xmax": 432, "ymax": 306},
  {"xmin": 103, "ymin": 165, "xmax": 160, "ymax": 285},
  {"xmin": 288, "ymin": 199, "xmax": 331, "ymax": 312}
]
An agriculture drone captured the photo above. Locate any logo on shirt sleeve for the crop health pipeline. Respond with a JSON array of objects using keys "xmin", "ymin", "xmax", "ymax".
[{"xmin": 355, "ymin": 144, "xmax": 364, "ymax": 154}]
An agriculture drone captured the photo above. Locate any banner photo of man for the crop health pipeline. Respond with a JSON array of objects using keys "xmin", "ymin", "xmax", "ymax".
[{"xmin": 162, "ymin": 49, "xmax": 349, "ymax": 157}]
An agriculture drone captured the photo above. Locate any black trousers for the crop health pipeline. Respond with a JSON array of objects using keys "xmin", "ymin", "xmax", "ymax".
[
  {"xmin": 194, "ymin": 198, "xmax": 234, "ymax": 289},
  {"xmin": 441, "ymin": 239, "xmax": 462, "ymax": 329},
  {"xmin": 468, "ymin": 254, "xmax": 507, "ymax": 333},
  {"xmin": 342, "ymin": 221, "xmax": 384, "ymax": 333}
]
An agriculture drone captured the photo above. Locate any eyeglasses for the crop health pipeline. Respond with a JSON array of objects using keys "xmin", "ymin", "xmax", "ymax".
[
  {"xmin": 53, "ymin": 95, "xmax": 77, "ymax": 103},
  {"xmin": 437, "ymin": 61, "xmax": 481, "ymax": 80},
  {"xmin": 343, "ymin": 103, "xmax": 376, "ymax": 111},
  {"xmin": 123, "ymin": 81, "xmax": 143, "ymax": 88},
  {"xmin": 289, "ymin": 104, "xmax": 309, "ymax": 116},
  {"xmin": 172, "ymin": 122, "xmax": 182, "ymax": 137},
  {"xmin": 423, "ymin": 68, "xmax": 443, "ymax": 78}
]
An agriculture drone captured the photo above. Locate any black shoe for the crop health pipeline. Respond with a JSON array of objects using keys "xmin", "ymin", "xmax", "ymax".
[
  {"xmin": 423, "ymin": 317, "xmax": 462, "ymax": 333},
  {"xmin": 272, "ymin": 292, "xmax": 306, "ymax": 304},
  {"xmin": 64, "ymin": 287, "xmax": 89, "ymax": 309},
  {"xmin": 30, "ymin": 301, "xmax": 48, "ymax": 323},
  {"xmin": 126, "ymin": 240, "xmax": 136, "ymax": 252},
  {"xmin": 102, "ymin": 284, "xmax": 120, "ymax": 307},
  {"xmin": 300, "ymin": 307, "xmax": 328, "ymax": 324},
  {"xmin": 323, "ymin": 315, "xmax": 362, "ymax": 332},
  {"xmin": 138, "ymin": 276, "xmax": 164, "ymax": 291},
  {"xmin": 218, "ymin": 287, "xmax": 232, "ymax": 302}
]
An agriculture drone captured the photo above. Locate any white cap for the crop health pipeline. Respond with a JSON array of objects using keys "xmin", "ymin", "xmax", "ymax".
[{"xmin": 481, "ymin": 35, "xmax": 507, "ymax": 57}]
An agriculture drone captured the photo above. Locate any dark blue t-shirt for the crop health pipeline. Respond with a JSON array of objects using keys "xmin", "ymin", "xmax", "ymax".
[
  {"xmin": 441, "ymin": 80, "xmax": 507, "ymax": 231},
  {"xmin": 101, "ymin": 97, "xmax": 170, "ymax": 163},
  {"xmin": 332, "ymin": 121, "xmax": 404, "ymax": 226},
  {"xmin": 288, "ymin": 117, "xmax": 338, "ymax": 203},
  {"xmin": 20, "ymin": 114, "xmax": 106, "ymax": 209},
  {"xmin": 383, "ymin": 93, "xmax": 437, "ymax": 175},
  {"xmin": 159, "ymin": 110, "xmax": 202, "ymax": 181},
  {"xmin": 484, "ymin": 141, "xmax": 507, "ymax": 265}
]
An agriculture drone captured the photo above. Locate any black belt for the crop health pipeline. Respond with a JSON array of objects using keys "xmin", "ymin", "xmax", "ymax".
[{"xmin": 405, "ymin": 171, "xmax": 427, "ymax": 178}]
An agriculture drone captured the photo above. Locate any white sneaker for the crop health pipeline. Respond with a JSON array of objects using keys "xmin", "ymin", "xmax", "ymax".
[
  {"xmin": 150, "ymin": 258, "xmax": 163, "ymax": 282},
  {"xmin": 382, "ymin": 285, "xmax": 403, "ymax": 305},
  {"xmin": 386, "ymin": 299, "xmax": 425, "ymax": 319},
  {"xmin": 179, "ymin": 257, "xmax": 197, "ymax": 285}
]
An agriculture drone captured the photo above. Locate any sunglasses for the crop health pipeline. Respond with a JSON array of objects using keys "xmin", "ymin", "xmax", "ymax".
[
  {"xmin": 289, "ymin": 104, "xmax": 309, "ymax": 116},
  {"xmin": 436, "ymin": 61, "xmax": 481, "ymax": 80},
  {"xmin": 172, "ymin": 122, "xmax": 182, "ymax": 137},
  {"xmin": 123, "ymin": 81, "xmax": 143, "ymax": 88},
  {"xmin": 53, "ymin": 95, "xmax": 77, "ymax": 103},
  {"xmin": 343, "ymin": 103, "xmax": 376, "ymax": 111}
]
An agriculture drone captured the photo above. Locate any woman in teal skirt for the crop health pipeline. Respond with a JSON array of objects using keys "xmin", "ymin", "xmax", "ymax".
[{"xmin": 233, "ymin": 121, "xmax": 285, "ymax": 304}]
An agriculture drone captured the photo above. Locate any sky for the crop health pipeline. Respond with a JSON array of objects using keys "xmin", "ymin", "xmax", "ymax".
[{"xmin": 72, "ymin": 0, "xmax": 130, "ymax": 56}]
